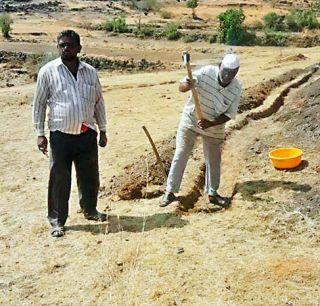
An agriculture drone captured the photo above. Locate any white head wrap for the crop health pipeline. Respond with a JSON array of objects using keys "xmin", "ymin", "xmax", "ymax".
[{"xmin": 221, "ymin": 53, "xmax": 240, "ymax": 70}]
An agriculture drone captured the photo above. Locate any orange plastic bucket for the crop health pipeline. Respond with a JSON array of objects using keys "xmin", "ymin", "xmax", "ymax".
[{"xmin": 269, "ymin": 147, "xmax": 303, "ymax": 169}]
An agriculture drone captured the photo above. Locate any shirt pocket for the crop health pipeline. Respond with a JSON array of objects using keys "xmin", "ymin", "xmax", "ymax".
[{"xmin": 80, "ymin": 83, "xmax": 96, "ymax": 105}]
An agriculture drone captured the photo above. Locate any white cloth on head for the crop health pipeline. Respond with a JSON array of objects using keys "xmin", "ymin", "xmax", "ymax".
[{"xmin": 221, "ymin": 53, "xmax": 240, "ymax": 70}]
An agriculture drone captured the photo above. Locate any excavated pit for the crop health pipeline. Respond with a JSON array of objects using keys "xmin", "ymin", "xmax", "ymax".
[{"xmin": 101, "ymin": 136, "xmax": 176, "ymax": 200}]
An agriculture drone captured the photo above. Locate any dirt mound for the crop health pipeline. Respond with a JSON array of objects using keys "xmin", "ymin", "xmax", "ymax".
[
  {"xmin": 101, "ymin": 136, "xmax": 176, "ymax": 200},
  {"xmin": 239, "ymin": 68, "xmax": 305, "ymax": 113},
  {"xmin": 276, "ymin": 71, "xmax": 320, "ymax": 141},
  {"xmin": 273, "ymin": 53, "xmax": 308, "ymax": 64},
  {"xmin": 239, "ymin": 70, "xmax": 320, "ymax": 229}
]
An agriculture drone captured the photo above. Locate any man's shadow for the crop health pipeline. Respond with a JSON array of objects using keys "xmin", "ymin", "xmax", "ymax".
[
  {"xmin": 66, "ymin": 212, "xmax": 188, "ymax": 234},
  {"xmin": 233, "ymin": 179, "xmax": 312, "ymax": 202}
]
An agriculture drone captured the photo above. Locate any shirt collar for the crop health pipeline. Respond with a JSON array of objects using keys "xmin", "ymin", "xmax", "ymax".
[{"xmin": 56, "ymin": 57, "xmax": 85, "ymax": 70}]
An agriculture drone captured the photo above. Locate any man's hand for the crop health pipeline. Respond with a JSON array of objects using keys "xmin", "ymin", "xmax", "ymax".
[
  {"xmin": 99, "ymin": 131, "xmax": 108, "ymax": 147},
  {"xmin": 197, "ymin": 119, "xmax": 212, "ymax": 130},
  {"xmin": 37, "ymin": 136, "xmax": 48, "ymax": 155},
  {"xmin": 179, "ymin": 77, "xmax": 196, "ymax": 92},
  {"xmin": 186, "ymin": 77, "xmax": 195, "ymax": 89}
]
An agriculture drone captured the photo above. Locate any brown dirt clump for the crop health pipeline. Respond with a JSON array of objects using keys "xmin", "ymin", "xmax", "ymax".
[
  {"xmin": 275, "ymin": 53, "xmax": 308, "ymax": 64},
  {"xmin": 102, "ymin": 136, "xmax": 176, "ymax": 200}
]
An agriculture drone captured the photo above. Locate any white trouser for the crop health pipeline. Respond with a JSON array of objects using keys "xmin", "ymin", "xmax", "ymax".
[{"xmin": 166, "ymin": 126, "xmax": 223, "ymax": 196}]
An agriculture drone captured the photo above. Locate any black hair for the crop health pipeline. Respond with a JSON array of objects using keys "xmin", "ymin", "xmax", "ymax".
[{"xmin": 57, "ymin": 30, "xmax": 80, "ymax": 45}]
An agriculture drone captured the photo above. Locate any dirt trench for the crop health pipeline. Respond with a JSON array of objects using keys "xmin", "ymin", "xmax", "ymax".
[
  {"xmin": 238, "ymin": 68, "xmax": 306, "ymax": 113},
  {"xmin": 101, "ymin": 64, "xmax": 319, "ymax": 209}
]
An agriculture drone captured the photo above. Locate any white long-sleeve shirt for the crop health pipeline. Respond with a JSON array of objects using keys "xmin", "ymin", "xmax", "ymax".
[{"xmin": 32, "ymin": 57, "xmax": 106, "ymax": 136}]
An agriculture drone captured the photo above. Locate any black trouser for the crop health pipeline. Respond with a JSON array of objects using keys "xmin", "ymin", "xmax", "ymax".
[{"xmin": 48, "ymin": 129, "xmax": 99, "ymax": 227}]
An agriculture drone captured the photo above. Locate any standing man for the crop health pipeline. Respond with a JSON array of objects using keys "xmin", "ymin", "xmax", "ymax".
[
  {"xmin": 32, "ymin": 30, "xmax": 107, "ymax": 237},
  {"xmin": 160, "ymin": 53, "xmax": 242, "ymax": 207}
]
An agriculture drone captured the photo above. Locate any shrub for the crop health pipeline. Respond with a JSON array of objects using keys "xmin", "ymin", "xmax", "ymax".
[
  {"xmin": 103, "ymin": 19, "xmax": 114, "ymax": 32},
  {"xmin": 250, "ymin": 20, "xmax": 264, "ymax": 30},
  {"xmin": 103, "ymin": 16, "xmax": 129, "ymax": 33},
  {"xmin": 163, "ymin": 22, "xmax": 180, "ymax": 40},
  {"xmin": 160, "ymin": 10, "xmax": 172, "ymax": 19},
  {"xmin": 285, "ymin": 10, "xmax": 319, "ymax": 31},
  {"xmin": 263, "ymin": 12, "xmax": 286, "ymax": 31},
  {"xmin": 285, "ymin": 13, "xmax": 300, "ymax": 32},
  {"xmin": 218, "ymin": 9, "xmax": 246, "ymax": 45},
  {"xmin": 262, "ymin": 31, "xmax": 287, "ymax": 46},
  {"xmin": 299, "ymin": 10, "xmax": 319, "ymax": 29},
  {"xmin": 0, "ymin": 14, "xmax": 13, "ymax": 38},
  {"xmin": 182, "ymin": 34, "xmax": 199, "ymax": 43},
  {"xmin": 242, "ymin": 30, "xmax": 257, "ymax": 45},
  {"xmin": 208, "ymin": 34, "xmax": 217, "ymax": 43},
  {"xmin": 186, "ymin": 0, "xmax": 198, "ymax": 18},
  {"xmin": 133, "ymin": 25, "xmax": 156, "ymax": 38}
]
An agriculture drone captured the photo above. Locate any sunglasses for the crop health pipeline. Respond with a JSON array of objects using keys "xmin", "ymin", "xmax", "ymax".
[{"xmin": 58, "ymin": 42, "xmax": 78, "ymax": 48}]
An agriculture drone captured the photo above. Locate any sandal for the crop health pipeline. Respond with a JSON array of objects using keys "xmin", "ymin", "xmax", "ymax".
[
  {"xmin": 159, "ymin": 192, "xmax": 177, "ymax": 207},
  {"xmin": 208, "ymin": 194, "xmax": 231, "ymax": 208},
  {"xmin": 50, "ymin": 226, "xmax": 65, "ymax": 238},
  {"xmin": 84, "ymin": 210, "xmax": 107, "ymax": 222}
]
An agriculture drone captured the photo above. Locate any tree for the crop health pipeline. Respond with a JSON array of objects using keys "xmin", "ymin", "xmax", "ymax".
[
  {"xmin": 0, "ymin": 14, "xmax": 13, "ymax": 38},
  {"xmin": 218, "ymin": 9, "xmax": 246, "ymax": 45},
  {"xmin": 186, "ymin": 0, "xmax": 198, "ymax": 19}
]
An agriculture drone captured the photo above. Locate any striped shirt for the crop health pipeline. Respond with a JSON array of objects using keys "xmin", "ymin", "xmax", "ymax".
[
  {"xmin": 32, "ymin": 57, "xmax": 106, "ymax": 136},
  {"xmin": 180, "ymin": 65, "xmax": 242, "ymax": 139}
]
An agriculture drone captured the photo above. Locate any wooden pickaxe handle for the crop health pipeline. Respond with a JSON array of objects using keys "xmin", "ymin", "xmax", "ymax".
[
  {"xmin": 183, "ymin": 52, "xmax": 203, "ymax": 120},
  {"xmin": 142, "ymin": 126, "xmax": 168, "ymax": 180}
]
